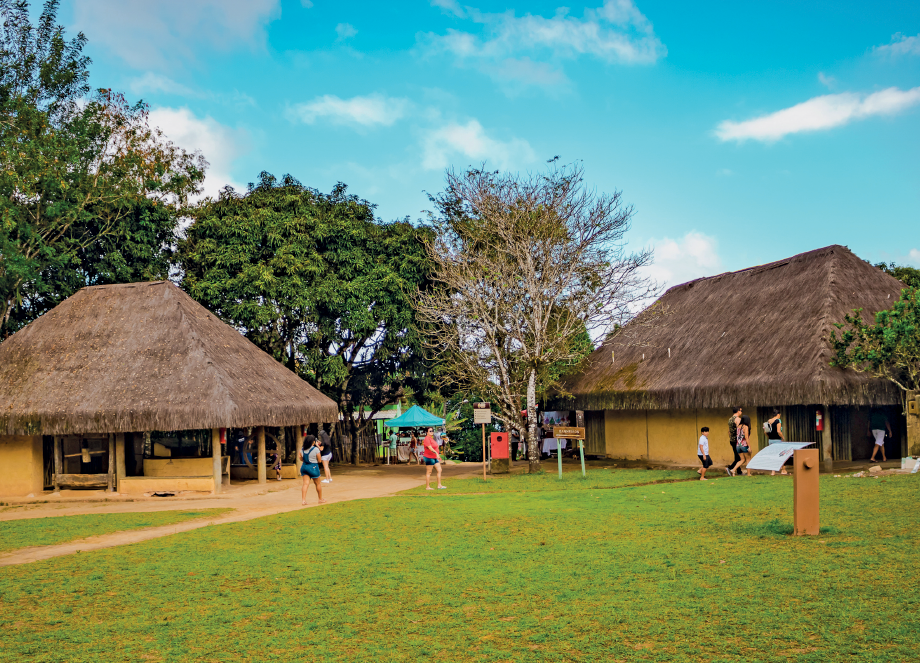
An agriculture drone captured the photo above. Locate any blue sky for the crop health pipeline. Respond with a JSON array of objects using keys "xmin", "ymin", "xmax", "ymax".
[{"xmin": 59, "ymin": 0, "xmax": 919, "ymax": 287}]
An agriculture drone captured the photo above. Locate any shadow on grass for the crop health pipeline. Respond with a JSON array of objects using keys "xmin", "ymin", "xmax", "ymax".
[{"xmin": 736, "ymin": 518, "xmax": 842, "ymax": 538}]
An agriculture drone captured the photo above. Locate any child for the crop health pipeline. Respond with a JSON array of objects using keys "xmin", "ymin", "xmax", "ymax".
[
  {"xmin": 272, "ymin": 452, "xmax": 282, "ymax": 481},
  {"xmin": 697, "ymin": 427, "xmax": 712, "ymax": 481}
]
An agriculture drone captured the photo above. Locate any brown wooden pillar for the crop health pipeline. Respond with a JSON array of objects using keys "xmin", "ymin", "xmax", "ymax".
[
  {"xmin": 211, "ymin": 428, "xmax": 222, "ymax": 495},
  {"xmin": 257, "ymin": 426, "xmax": 267, "ymax": 484},
  {"xmin": 114, "ymin": 433, "xmax": 126, "ymax": 492},
  {"xmin": 53, "ymin": 436, "xmax": 62, "ymax": 493},
  {"xmin": 820, "ymin": 405, "xmax": 833, "ymax": 470},
  {"xmin": 107, "ymin": 434, "xmax": 115, "ymax": 492}
]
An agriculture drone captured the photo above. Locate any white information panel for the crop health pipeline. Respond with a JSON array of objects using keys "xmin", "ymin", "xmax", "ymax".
[
  {"xmin": 746, "ymin": 442, "xmax": 813, "ymax": 472},
  {"xmin": 473, "ymin": 402, "xmax": 492, "ymax": 424}
]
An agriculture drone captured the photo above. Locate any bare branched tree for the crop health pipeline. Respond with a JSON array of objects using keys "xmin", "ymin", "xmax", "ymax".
[{"xmin": 415, "ymin": 163, "xmax": 655, "ymax": 472}]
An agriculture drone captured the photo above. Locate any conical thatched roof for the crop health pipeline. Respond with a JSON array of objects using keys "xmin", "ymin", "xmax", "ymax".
[
  {"xmin": 555, "ymin": 245, "xmax": 905, "ymax": 411},
  {"xmin": 0, "ymin": 281, "xmax": 339, "ymax": 435}
]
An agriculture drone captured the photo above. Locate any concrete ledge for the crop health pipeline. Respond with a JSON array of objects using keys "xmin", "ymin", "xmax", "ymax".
[
  {"xmin": 118, "ymin": 476, "xmax": 215, "ymax": 495},
  {"xmin": 230, "ymin": 464, "xmax": 299, "ymax": 480}
]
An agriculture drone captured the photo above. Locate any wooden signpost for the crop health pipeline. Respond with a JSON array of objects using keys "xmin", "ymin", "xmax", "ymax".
[
  {"xmin": 473, "ymin": 402, "xmax": 491, "ymax": 480},
  {"xmin": 554, "ymin": 426, "xmax": 587, "ymax": 478}
]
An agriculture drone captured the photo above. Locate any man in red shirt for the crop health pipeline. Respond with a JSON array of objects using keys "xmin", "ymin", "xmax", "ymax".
[{"xmin": 422, "ymin": 427, "xmax": 446, "ymax": 490}]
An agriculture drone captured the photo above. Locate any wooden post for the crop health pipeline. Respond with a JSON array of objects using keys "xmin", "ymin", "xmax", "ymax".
[
  {"xmin": 820, "ymin": 405, "xmax": 833, "ymax": 471},
  {"xmin": 257, "ymin": 426, "xmax": 267, "ymax": 484},
  {"xmin": 211, "ymin": 428, "xmax": 221, "ymax": 495},
  {"xmin": 115, "ymin": 433, "xmax": 126, "ymax": 492},
  {"xmin": 53, "ymin": 436, "xmax": 62, "ymax": 493},
  {"xmin": 481, "ymin": 423, "xmax": 487, "ymax": 480},
  {"xmin": 557, "ymin": 438, "xmax": 562, "ymax": 478},
  {"xmin": 107, "ymin": 434, "xmax": 115, "ymax": 492},
  {"xmin": 579, "ymin": 439, "xmax": 586, "ymax": 477},
  {"xmin": 793, "ymin": 449, "xmax": 820, "ymax": 535}
]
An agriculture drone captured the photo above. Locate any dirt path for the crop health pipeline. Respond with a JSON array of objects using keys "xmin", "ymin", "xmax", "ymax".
[{"xmin": 0, "ymin": 462, "xmax": 481, "ymax": 567}]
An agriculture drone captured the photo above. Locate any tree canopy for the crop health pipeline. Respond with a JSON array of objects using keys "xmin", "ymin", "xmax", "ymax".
[
  {"xmin": 876, "ymin": 262, "xmax": 920, "ymax": 289},
  {"xmin": 0, "ymin": 0, "xmax": 205, "ymax": 336},
  {"xmin": 415, "ymin": 163, "xmax": 653, "ymax": 471},
  {"xmin": 180, "ymin": 172, "xmax": 433, "ymax": 460},
  {"xmin": 830, "ymin": 286, "xmax": 920, "ymax": 404}
]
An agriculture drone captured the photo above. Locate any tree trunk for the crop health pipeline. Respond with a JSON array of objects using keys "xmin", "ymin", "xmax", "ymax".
[
  {"xmin": 347, "ymin": 412, "xmax": 360, "ymax": 465},
  {"xmin": 527, "ymin": 368, "xmax": 540, "ymax": 473}
]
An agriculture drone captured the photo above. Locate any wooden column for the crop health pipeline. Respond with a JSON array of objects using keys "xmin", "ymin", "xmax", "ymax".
[
  {"xmin": 53, "ymin": 436, "xmax": 62, "ymax": 493},
  {"xmin": 820, "ymin": 405, "xmax": 833, "ymax": 470},
  {"xmin": 257, "ymin": 426, "xmax": 267, "ymax": 484},
  {"xmin": 107, "ymin": 434, "xmax": 115, "ymax": 492},
  {"xmin": 114, "ymin": 433, "xmax": 126, "ymax": 492},
  {"xmin": 211, "ymin": 428, "xmax": 222, "ymax": 495}
]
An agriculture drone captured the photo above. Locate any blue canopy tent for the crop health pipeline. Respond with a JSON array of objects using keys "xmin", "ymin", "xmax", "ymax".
[{"xmin": 385, "ymin": 405, "xmax": 444, "ymax": 429}]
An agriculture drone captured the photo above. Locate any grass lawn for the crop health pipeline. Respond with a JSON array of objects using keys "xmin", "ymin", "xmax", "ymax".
[
  {"xmin": 0, "ymin": 471, "xmax": 917, "ymax": 662},
  {"xmin": 0, "ymin": 509, "xmax": 231, "ymax": 553},
  {"xmin": 402, "ymin": 466, "xmax": 699, "ymax": 494}
]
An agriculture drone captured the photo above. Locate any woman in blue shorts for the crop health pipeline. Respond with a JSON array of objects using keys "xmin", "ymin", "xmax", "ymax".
[
  {"xmin": 422, "ymin": 427, "xmax": 446, "ymax": 490},
  {"xmin": 300, "ymin": 435, "xmax": 326, "ymax": 506}
]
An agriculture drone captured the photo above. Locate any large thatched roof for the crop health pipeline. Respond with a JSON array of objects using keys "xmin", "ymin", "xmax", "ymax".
[
  {"xmin": 554, "ymin": 245, "xmax": 905, "ymax": 411},
  {"xmin": 0, "ymin": 281, "xmax": 339, "ymax": 435}
]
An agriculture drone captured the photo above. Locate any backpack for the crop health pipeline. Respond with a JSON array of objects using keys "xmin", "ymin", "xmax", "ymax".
[{"xmin": 762, "ymin": 420, "xmax": 772, "ymax": 434}]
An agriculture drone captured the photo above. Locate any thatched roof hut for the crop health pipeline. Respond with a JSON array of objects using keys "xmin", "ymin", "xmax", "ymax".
[
  {"xmin": 556, "ymin": 245, "xmax": 905, "ymax": 411},
  {"xmin": 0, "ymin": 281, "xmax": 339, "ymax": 436}
]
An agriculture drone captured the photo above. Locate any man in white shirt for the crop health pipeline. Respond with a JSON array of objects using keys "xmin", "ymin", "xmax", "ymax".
[{"xmin": 697, "ymin": 427, "xmax": 712, "ymax": 481}]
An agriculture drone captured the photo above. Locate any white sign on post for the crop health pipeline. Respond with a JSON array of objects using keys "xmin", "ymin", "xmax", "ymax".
[
  {"xmin": 746, "ymin": 442, "xmax": 812, "ymax": 472},
  {"xmin": 473, "ymin": 402, "xmax": 492, "ymax": 424}
]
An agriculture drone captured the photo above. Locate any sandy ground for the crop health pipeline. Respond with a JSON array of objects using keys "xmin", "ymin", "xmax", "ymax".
[{"xmin": 0, "ymin": 461, "xmax": 483, "ymax": 567}]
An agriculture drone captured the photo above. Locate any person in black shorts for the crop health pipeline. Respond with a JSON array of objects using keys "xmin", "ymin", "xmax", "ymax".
[{"xmin": 697, "ymin": 427, "xmax": 713, "ymax": 480}]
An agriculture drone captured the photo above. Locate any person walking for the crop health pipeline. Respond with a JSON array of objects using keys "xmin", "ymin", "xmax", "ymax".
[
  {"xmin": 422, "ymin": 427, "xmax": 446, "ymax": 490},
  {"xmin": 697, "ymin": 427, "xmax": 712, "ymax": 481},
  {"xmin": 299, "ymin": 435, "xmax": 325, "ymax": 506},
  {"xmin": 731, "ymin": 410, "xmax": 753, "ymax": 476},
  {"xmin": 319, "ymin": 426, "xmax": 333, "ymax": 484},
  {"xmin": 410, "ymin": 431, "xmax": 421, "ymax": 465},
  {"xmin": 764, "ymin": 407, "xmax": 787, "ymax": 476},
  {"xmin": 388, "ymin": 429, "xmax": 399, "ymax": 464},
  {"xmin": 868, "ymin": 410, "xmax": 892, "ymax": 462},
  {"xmin": 726, "ymin": 407, "xmax": 743, "ymax": 476}
]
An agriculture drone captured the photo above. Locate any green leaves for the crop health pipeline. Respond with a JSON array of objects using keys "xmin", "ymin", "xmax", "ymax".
[
  {"xmin": 179, "ymin": 173, "xmax": 434, "ymax": 442},
  {"xmin": 830, "ymin": 287, "xmax": 920, "ymax": 394}
]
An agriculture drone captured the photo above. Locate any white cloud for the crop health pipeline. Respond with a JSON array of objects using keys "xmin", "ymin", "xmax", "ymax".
[
  {"xmin": 71, "ymin": 0, "xmax": 280, "ymax": 70},
  {"xmin": 336, "ymin": 23, "xmax": 358, "ymax": 41},
  {"xmin": 817, "ymin": 72, "xmax": 835, "ymax": 89},
  {"xmin": 907, "ymin": 249, "xmax": 920, "ymax": 267},
  {"xmin": 128, "ymin": 73, "xmax": 198, "ymax": 98},
  {"xmin": 148, "ymin": 107, "xmax": 250, "ymax": 199},
  {"xmin": 418, "ymin": 0, "xmax": 665, "ymax": 88},
  {"xmin": 715, "ymin": 86, "xmax": 920, "ymax": 143},
  {"xmin": 421, "ymin": 119, "xmax": 536, "ymax": 170},
  {"xmin": 431, "ymin": 0, "xmax": 465, "ymax": 17},
  {"xmin": 301, "ymin": 0, "xmax": 314, "ymax": 7},
  {"xmin": 874, "ymin": 33, "xmax": 920, "ymax": 57},
  {"xmin": 643, "ymin": 231, "xmax": 723, "ymax": 289},
  {"xmin": 290, "ymin": 94, "xmax": 409, "ymax": 127}
]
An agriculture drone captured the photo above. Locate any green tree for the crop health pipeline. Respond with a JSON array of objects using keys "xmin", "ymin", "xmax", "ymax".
[
  {"xmin": 180, "ymin": 172, "xmax": 433, "ymax": 461},
  {"xmin": 0, "ymin": 1, "xmax": 204, "ymax": 336},
  {"xmin": 876, "ymin": 262, "xmax": 920, "ymax": 289},
  {"xmin": 830, "ymin": 287, "xmax": 920, "ymax": 408}
]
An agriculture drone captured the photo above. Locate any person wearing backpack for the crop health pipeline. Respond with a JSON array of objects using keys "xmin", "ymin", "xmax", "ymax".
[
  {"xmin": 300, "ymin": 435, "xmax": 326, "ymax": 506},
  {"xmin": 764, "ymin": 407, "xmax": 787, "ymax": 476}
]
